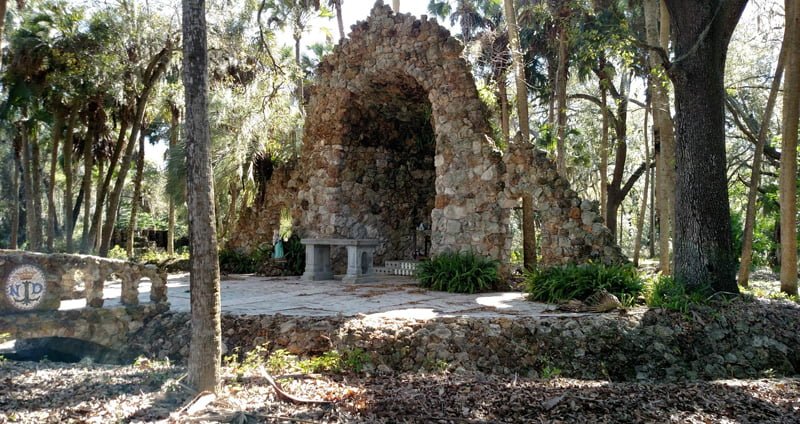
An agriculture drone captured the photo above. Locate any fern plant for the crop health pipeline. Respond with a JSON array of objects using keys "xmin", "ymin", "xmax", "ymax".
[
  {"xmin": 525, "ymin": 262, "xmax": 644, "ymax": 304},
  {"xmin": 415, "ymin": 251, "xmax": 499, "ymax": 294}
]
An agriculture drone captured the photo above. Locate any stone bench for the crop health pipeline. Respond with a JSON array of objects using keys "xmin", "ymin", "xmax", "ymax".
[{"xmin": 300, "ymin": 238, "xmax": 379, "ymax": 283}]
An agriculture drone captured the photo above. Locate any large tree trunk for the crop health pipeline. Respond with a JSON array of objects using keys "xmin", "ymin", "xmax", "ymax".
[
  {"xmin": 63, "ymin": 109, "xmax": 78, "ymax": 252},
  {"xmin": 780, "ymin": 0, "xmax": 799, "ymax": 296},
  {"xmin": 46, "ymin": 109, "xmax": 65, "ymax": 251},
  {"xmin": 126, "ymin": 126, "xmax": 147, "ymax": 257},
  {"xmin": 504, "ymin": 0, "xmax": 536, "ymax": 270},
  {"xmin": 645, "ymin": 0, "xmax": 676, "ymax": 275},
  {"xmin": 664, "ymin": 0, "xmax": 747, "ymax": 292},
  {"xmin": 183, "ymin": 0, "xmax": 222, "ymax": 393},
  {"xmin": 737, "ymin": 43, "xmax": 785, "ymax": 287},
  {"xmin": 94, "ymin": 159, "xmax": 105, "ymax": 251}
]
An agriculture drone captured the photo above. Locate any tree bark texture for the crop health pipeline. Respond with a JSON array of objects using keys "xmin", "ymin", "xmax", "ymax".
[
  {"xmin": 10, "ymin": 134, "xmax": 21, "ymax": 249},
  {"xmin": 167, "ymin": 104, "xmax": 180, "ymax": 256},
  {"xmin": 780, "ymin": 0, "xmax": 799, "ymax": 295},
  {"xmin": 555, "ymin": 13, "xmax": 569, "ymax": 174},
  {"xmin": 63, "ymin": 109, "xmax": 78, "ymax": 252},
  {"xmin": 664, "ymin": 0, "xmax": 747, "ymax": 292},
  {"xmin": 126, "ymin": 127, "xmax": 147, "ymax": 257},
  {"xmin": 183, "ymin": 0, "xmax": 222, "ymax": 393},
  {"xmin": 504, "ymin": 0, "xmax": 536, "ymax": 270},
  {"xmin": 645, "ymin": 0, "xmax": 675, "ymax": 275},
  {"xmin": 46, "ymin": 109, "xmax": 65, "ymax": 250},
  {"xmin": 80, "ymin": 120, "xmax": 95, "ymax": 253},
  {"xmin": 737, "ymin": 43, "xmax": 785, "ymax": 287},
  {"xmin": 634, "ymin": 103, "xmax": 651, "ymax": 266}
]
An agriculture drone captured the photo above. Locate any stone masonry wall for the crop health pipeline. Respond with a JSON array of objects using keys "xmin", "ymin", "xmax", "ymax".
[{"xmin": 130, "ymin": 299, "xmax": 800, "ymax": 381}]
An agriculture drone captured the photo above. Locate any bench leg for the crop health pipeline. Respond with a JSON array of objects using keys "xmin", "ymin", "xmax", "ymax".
[
  {"xmin": 343, "ymin": 246, "xmax": 376, "ymax": 284},
  {"xmin": 302, "ymin": 244, "xmax": 334, "ymax": 281}
]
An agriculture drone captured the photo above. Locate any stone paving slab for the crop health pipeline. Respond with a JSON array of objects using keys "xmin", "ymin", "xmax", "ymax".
[{"xmin": 60, "ymin": 273, "xmax": 576, "ymax": 320}]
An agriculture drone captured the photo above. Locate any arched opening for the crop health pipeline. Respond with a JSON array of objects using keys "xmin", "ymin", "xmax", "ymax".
[
  {"xmin": 334, "ymin": 72, "xmax": 437, "ymax": 263},
  {"xmin": 3, "ymin": 337, "xmax": 127, "ymax": 364}
]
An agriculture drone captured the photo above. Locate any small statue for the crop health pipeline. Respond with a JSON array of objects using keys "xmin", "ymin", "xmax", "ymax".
[{"xmin": 272, "ymin": 230, "xmax": 284, "ymax": 259}]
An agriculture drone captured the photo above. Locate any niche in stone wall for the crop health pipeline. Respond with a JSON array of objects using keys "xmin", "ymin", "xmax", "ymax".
[{"xmin": 337, "ymin": 72, "xmax": 436, "ymax": 262}]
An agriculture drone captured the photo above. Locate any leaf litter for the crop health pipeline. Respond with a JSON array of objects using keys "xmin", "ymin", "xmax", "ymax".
[{"xmin": 0, "ymin": 360, "xmax": 798, "ymax": 423}]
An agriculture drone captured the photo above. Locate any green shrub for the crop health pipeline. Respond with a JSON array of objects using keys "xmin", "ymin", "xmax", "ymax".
[
  {"xmin": 525, "ymin": 262, "xmax": 644, "ymax": 304},
  {"xmin": 645, "ymin": 276, "xmax": 711, "ymax": 313},
  {"xmin": 283, "ymin": 235, "xmax": 305, "ymax": 276},
  {"xmin": 219, "ymin": 249, "xmax": 256, "ymax": 273},
  {"xmin": 415, "ymin": 251, "xmax": 499, "ymax": 294}
]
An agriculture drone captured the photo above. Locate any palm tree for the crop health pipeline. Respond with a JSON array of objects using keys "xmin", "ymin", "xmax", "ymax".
[{"xmin": 183, "ymin": 0, "xmax": 222, "ymax": 392}]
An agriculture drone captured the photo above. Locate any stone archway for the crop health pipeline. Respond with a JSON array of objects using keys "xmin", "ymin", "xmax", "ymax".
[
  {"xmin": 294, "ymin": 3, "xmax": 507, "ymax": 263},
  {"xmin": 290, "ymin": 2, "xmax": 625, "ymax": 268}
]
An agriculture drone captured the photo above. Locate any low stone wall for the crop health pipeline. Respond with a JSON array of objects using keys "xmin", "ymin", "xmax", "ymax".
[
  {"xmin": 0, "ymin": 249, "xmax": 167, "ymax": 314},
  {"xmin": 1, "ymin": 304, "xmax": 168, "ymax": 359},
  {"xmin": 129, "ymin": 299, "xmax": 799, "ymax": 381}
]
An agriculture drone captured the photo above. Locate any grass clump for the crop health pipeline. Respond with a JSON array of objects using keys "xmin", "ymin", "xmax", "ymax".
[
  {"xmin": 525, "ymin": 262, "xmax": 643, "ymax": 304},
  {"xmin": 415, "ymin": 251, "xmax": 499, "ymax": 294},
  {"xmin": 645, "ymin": 275, "xmax": 712, "ymax": 313}
]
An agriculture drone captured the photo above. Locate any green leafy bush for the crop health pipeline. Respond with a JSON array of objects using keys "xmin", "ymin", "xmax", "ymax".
[
  {"xmin": 415, "ymin": 251, "xmax": 499, "ymax": 294},
  {"xmin": 525, "ymin": 262, "xmax": 643, "ymax": 304},
  {"xmin": 645, "ymin": 276, "xmax": 711, "ymax": 313},
  {"xmin": 283, "ymin": 235, "xmax": 305, "ymax": 276},
  {"xmin": 219, "ymin": 249, "xmax": 257, "ymax": 273}
]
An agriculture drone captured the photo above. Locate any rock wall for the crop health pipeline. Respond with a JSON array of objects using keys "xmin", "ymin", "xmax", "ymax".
[
  {"xmin": 502, "ymin": 144, "xmax": 627, "ymax": 265},
  {"xmin": 227, "ymin": 165, "xmax": 299, "ymax": 253},
  {"xmin": 129, "ymin": 299, "xmax": 800, "ymax": 381}
]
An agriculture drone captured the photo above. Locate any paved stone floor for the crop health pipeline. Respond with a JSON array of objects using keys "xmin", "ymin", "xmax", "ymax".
[{"xmin": 62, "ymin": 273, "xmax": 578, "ymax": 319}]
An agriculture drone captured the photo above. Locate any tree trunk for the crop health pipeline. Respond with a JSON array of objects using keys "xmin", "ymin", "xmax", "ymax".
[
  {"xmin": 634, "ymin": 103, "xmax": 651, "ymax": 266},
  {"xmin": 167, "ymin": 105, "xmax": 180, "ymax": 256},
  {"xmin": 46, "ymin": 109, "xmax": 65, "ymax": 251},
  {"xmin": 99, "ymin": 43, "xmax": 171, "ymax": 256},
  {"xmin": 10, "ymin": 133, "xmax": 21, "ymax": 249},
  {"xmin": 126, "ymin": 126, "xmax": 147, "ymax": 257},
  {"xmin": 599, "ymin": 83, "xmax": 609, "ymax": 222},
  {"xmin": 0, "ymin": 0, "xmax": 6, "ymax": 69},
  {"xmin": 392, "ymin": 0, "xmax": 399, "ymax": 13},
  {"xmin": 497, "ymin": 72, "xmax": 510, "ymax": 143},
  {"xmin": 183, "ymin": 0, "xmax": 222, "ymax": 393},
  {"xmin": 780, "ymin": 0, "xmax": 799, "ymax": 296},
  {"xmin": 21, "ymin": 123, "xmax": 38, "ymax": 250},
  {"xmin": 334, "ymin": 0, "xmax": 344, "ymax": 40},
  {"xmin": 31, "ymin": 124, "xmax": 44, "ymax": 251},
  {"xmin": 737, "ymin": 43, "xmax": 785, "ymax": 287},
  {"xmin": 554, "ymin": 4, "xmax": 569, "ymax": 174},
  {"xmin": 89, "ymin": 118, "xmax": 128, "ymax": 254},
  {"xmin": 63, "ymin": 109, "xmax": 78, "ymax": 252},
  {"xmin": 645, "ymin": 0, "xmax": 676, "ymax": 275},
  {"xmin": 80, "ymin": 125, "xmax": 95, "ymax": 254},
  {"xmin": 664, "ymin": 0, "xmax": 746, "ymax": 292},
  {"xmin": 504, "ymin": 0, "xmax": 536, "ymax": 270}
]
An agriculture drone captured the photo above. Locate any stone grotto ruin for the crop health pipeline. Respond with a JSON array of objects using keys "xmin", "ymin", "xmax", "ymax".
[{"xmin": 229, "ymin": 2, "xmax": 626, "ymax": 272}]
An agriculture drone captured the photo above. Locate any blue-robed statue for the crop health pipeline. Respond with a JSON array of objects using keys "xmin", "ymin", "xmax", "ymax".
[{"xmin": 272, "ymin": 230, "xmax": 285, "ymax": 259}]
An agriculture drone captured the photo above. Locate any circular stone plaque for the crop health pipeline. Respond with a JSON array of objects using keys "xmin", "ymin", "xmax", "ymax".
[{"xmin": 5, "ymin": 265, "xmax": 47, "ymax": 310}]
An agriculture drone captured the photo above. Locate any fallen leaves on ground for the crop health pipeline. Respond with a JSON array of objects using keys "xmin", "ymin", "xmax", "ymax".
[{"xmin": 0, "ymin": 360, "xmax": 798, "ymax": 423}]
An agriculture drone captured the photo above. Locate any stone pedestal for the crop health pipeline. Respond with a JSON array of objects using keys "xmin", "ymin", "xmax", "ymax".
[{"xmin": 301, "ymin": 239, "xmax": 379, "ymax": 283}]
